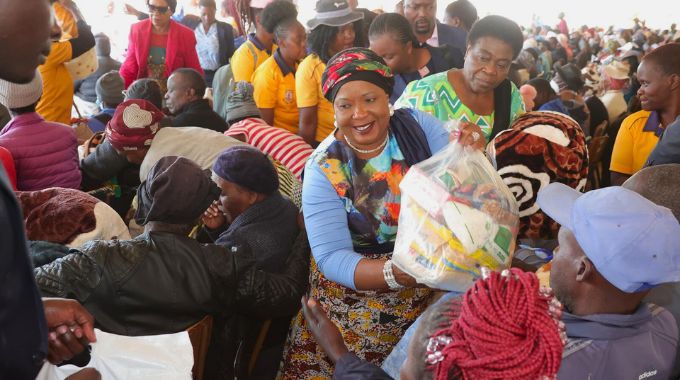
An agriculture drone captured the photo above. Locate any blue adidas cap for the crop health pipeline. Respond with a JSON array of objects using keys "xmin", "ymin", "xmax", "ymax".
[{"xmin": 537, "ymin": 183, "xmax": 680, "ymax": 293}]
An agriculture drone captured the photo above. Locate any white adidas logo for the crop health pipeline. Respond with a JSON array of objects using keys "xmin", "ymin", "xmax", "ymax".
[{"xmin": 639, "ymin": 369, "xmax": 658, "ymax": 380}]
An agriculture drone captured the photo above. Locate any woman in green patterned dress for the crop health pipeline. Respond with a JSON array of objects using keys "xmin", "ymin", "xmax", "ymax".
[{"xmin": 394, "ymin": 15, "xmax": 526, "ymax": 143}]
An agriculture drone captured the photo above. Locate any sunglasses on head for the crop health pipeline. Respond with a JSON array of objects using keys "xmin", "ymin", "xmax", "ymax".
[{"xmin": 147, "ymin": 4, "xmax": 170, "ymax": 14}]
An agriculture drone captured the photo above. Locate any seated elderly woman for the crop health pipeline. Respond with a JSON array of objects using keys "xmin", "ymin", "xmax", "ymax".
[
  {"xmin": 34, "ymin": 156, "xmax": 310, "ymax": 378},
  {"xmin": 302, "ymin": 268, "xmax": 566, "ymax": 380},
  {"xmin": 203, "ymin": 146, "xmax": 299, "ymax": 272},
  {"xmin": 395, "ymin": 15, "xmax": 526, "ymax": 142},
  {"xmin": 278, "ymin": 48, "xmax": 485, "ymax": 379}
]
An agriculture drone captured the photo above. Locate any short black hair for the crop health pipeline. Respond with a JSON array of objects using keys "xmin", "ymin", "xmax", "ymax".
[
  {"xmin": 148, "ymin": 0, "xmax": 177, "ymax": 12},
  {"xmin": 642, "ymin": 43, "xmax": 680, "ymax": 76},
  {"xmin": 467, "ymin": 15, "xmax": 524, "ymax": 60},
  {"xmin": 125, "ymin": 78, "xmax": 163, "ymax": 109},
  {"xmin": 368, "ymin": 12, "xmax": 419, "ymax": 46},
  {"xmin": 172, "ymin": 68, "xmax": 206, "ymax": 97},
  {"xmin": 445, "ymin": 0, "xmax": 478, "ymax": 31},
  {"xmin": 260, "ymin": 0, "xmax": 298, "ymax": 34},
  {"xmin": 198, "ymin": 0, "xmax": 216, "ymax": 8}
]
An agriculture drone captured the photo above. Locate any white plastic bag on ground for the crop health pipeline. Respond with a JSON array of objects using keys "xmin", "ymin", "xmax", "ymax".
[
  {"xmin": 35, "ymin": 329, "xmax": 194, "ymax": 380},
  {"xmin": 393, "ymin": 141, "xmax": 519, "ymax": 292}
]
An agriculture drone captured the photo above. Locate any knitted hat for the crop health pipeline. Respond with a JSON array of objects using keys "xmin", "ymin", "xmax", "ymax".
[
  {"xmin": 96, "ymin": 71, "xmax": 125, "ymax": 106},
  {"xmin": 225, "ymin": 81, "xmax": 261, "ymax": 124},
  {"xmin": 212, "ymin": 146, "xmax": 279, "ymax": 195},
  {"xmin": 106, "ymin": 99, "xmax": 164, "ymax": 151},
  {"xmin": 0, "ymin": 71, "xmax": 43, "ymax": 109}
]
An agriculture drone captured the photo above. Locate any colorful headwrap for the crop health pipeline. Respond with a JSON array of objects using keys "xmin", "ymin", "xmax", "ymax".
[
  {"xmin": 321, "ymin": 47, "xmax": 394, "ymax": 102},
  {"xmin": 489, "ymin": 111, "xmax": 588, "ymax": 240},
  {"xmin": 426, "ymin": 268, "xmax": 566, "ymax": 380},
  {"xmin": 106, "ymin": 99, "xmax": 165, "ymax": 152}
]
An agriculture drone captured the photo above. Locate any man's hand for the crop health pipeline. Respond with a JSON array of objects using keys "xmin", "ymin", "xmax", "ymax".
[
  {"xmin": 43, "ymin": 298, "xmax": 97, "ymax": 364},
  {"xmin": 202, "ymin": 200, "xmax": 227, "ymax": 230},
  {"xmin": 301, "ymin": 296, "xmax": 349, "ymax": 364}
]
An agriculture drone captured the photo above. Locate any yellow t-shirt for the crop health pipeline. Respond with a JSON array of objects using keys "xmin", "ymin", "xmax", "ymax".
[
  {"xmin": 230, "ymin": 35, "xmax": 276, "ymax": 83},
  {"xmin": 252, "ymin": 53, "xmax": 299, "ymax": 134},
  {"xmin": 296, "ymin": 54, "xmax": 334, "ymax": 142},
  {"xmin": 37, "ymin": 41, "xmax": 73, "ymax": 125},
  {"xmin": 610, "ymin": 110, "xmax": 662, "ymax": 175}
]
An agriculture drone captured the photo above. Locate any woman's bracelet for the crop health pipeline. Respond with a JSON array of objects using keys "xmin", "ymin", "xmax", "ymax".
[{"xmin": 383, "ymin": 259, "xmax": 404, "ymax": 289}]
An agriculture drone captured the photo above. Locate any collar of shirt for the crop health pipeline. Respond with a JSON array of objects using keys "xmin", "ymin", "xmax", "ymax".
[
  {"xmin": 195, "ymin": 22, "xmax": 217, "ymax": 37},
  {"xmin": 248, "ymin": 33, "xmax": 271, "ymax": 55},
  {"xmin": 643, "ymin": 110, "xmax": 664, "ymax": 136},
  {"xmin": 562, "ymin": 303, "xmax": 654, "ymax": 341},
  {"xmin": 426, "ymin": 23, "xmax": 439, "ymax": 47},
  {"xmin": 274, "ymin": 49, "xmax": 294, "ymax": 76},
  {"xmin": 1, "ymin": 112, "xmax": 44, "ymax": 134}
]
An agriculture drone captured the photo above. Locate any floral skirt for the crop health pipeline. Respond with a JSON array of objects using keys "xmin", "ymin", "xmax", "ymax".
[{"xmin": 277, "ymin": 256, "xmax": 432, "ymax": 379}]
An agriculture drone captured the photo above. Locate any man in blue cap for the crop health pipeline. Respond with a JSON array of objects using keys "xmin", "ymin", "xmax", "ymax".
[{"xmin": 537, "ymin": 182, "xmax": 680, "ymax": 379}]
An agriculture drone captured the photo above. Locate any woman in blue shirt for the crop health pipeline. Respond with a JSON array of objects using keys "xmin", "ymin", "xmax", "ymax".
[{"xmin": 278, "ymin": 47, "xmax": 484, "ymax": 379}]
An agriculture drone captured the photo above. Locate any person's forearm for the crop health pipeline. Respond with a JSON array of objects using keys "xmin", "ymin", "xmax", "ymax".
[
  {"xmin": 259, "ymin": 108, "xmax": 275, "ymax": 126},
  {"xmin": 298, "ymin": 107, "xmax": 318, "ymax": 146},
  {"xmin": 353, "ymin": 258, "xmax": 390, "ymax": 291}
]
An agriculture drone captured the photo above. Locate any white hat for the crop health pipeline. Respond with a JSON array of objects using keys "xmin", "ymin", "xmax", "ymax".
[
  {"xmin": 0, "ymin": 71, "xmax": 43, "ymax": 109},
  {"xmin": 603, "ymin": 60, "xmax": 630, "ymax": 80}
]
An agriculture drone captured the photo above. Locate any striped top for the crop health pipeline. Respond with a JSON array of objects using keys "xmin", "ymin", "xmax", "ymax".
[{"xmin": 225, "ymin": 117, "xmax": 313, "ymax": 179}]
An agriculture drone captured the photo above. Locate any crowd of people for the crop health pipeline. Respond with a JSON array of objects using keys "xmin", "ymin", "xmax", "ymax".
[{"xmin": 1, "ymin": 0, "xmax": 680, "ymax": 379}]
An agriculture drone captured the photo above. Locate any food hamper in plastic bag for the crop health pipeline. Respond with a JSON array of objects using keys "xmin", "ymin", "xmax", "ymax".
[{"xmin": 392, "ymin": 138, "xmax": 520, "ymax": 292}]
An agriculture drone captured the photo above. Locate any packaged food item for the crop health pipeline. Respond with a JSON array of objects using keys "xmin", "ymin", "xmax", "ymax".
[{"xmin": 393, "ymin": 137, "xmax": 519, "ymax": 292}]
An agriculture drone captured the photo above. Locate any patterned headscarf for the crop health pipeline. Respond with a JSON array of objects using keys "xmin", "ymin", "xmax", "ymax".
[
  {"xmin": 488, "ymin": 111, "xmax": 588, "ymax": 240},
  {"xmin": 106, "ymin": 99, "xmax": 164, "ymax": 152},
  {"xmin": 321, "ymin": 47, "xmax": 394, "ymax": 102}
]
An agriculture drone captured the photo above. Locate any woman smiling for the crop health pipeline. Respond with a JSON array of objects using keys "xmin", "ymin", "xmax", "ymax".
[{"xmin": 277, "ymin": 48, "xmax": 484, "ymax": 379}]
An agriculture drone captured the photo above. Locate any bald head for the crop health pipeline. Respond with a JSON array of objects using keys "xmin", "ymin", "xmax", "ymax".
[{"xmin": 623, "ymin": 164, "xmax": 680, "ymax": 220}]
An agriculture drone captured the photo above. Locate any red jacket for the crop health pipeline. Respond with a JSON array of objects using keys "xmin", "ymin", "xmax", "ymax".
[
  {"xmin": 0, "ymin": 146, "xmax": 17, "ymax": 190},
  {"xmin": 120, "ymin": 19, "xmax": 203, "ymax": 88}
]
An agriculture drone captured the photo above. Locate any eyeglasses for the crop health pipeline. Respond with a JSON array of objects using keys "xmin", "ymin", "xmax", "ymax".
[{"xmin": 147, "ymin": 4, "xmax": 170, "ymax": 14}]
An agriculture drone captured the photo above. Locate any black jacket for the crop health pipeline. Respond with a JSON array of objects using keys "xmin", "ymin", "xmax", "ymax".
[
  {"xmin": 0, "ymin": 168, "xmax": 48, "ymax": 379},
  {"xmin": 171, "ymin": 99, "xmax": 228, "ymax": 132},
  {"xmin": 34, "ymin": 230, "xmax": 309, "ymax": 378},
  {"xmin": 34, "ymin": 230, "xmax": 309, "ymax": 333}
]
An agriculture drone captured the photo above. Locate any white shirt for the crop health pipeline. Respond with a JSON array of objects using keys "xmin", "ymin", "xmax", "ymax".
[
  {"xmin": 600, "ymin": 90, "xmax": 627, "ymax": 124},
  {"xmin": 194, "ymin": 23, "xmax": 220, "ymax": 71},
  {"xmin": 426, "ymin": 23, "xmax": 439, "ymax": 47}
]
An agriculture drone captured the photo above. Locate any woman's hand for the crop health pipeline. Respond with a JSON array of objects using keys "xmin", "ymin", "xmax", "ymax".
[
  {"xmin": 453, "ymin": 121, "xmax": 486, "ymax": 151},
  {"xmin": 202, "ymin": 201, "xmax": 226, "ymax": 230},
  {"xmin": 301, "ymin": 296, "xmax": 349, "ymax": 364},
  {"xmin": 392, "ymin": 264, "xmax": 420, "ymax": 287}
]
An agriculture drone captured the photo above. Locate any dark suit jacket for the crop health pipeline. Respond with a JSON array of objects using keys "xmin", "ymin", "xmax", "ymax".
[
  {"xmin": 0, "ymin": 167, "xmax": 48, "ymax": 379},
  {"xmin": 646, "ymin": 116, "xmax": 680, "ymax": 167},
  {"xmin": 182, "ymin": 18, "xmax": 236, "ymax": 68},
  {"xmin": 436, "ymin": 21, "xmax": 467, "ymax": 56},
  {"xmin": 171, "ymin": 99, "xmax": 228, "ymax": 132}
]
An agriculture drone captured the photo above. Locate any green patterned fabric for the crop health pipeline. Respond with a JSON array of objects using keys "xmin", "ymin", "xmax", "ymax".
[{"xmin": 394, "ymin": 71, "xmax": 525, "ymax": 142}]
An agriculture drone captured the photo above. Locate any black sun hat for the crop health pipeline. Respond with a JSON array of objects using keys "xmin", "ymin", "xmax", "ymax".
[{"xmin": 307, "ymin": 0, "xmax": 364, "ymax": 30}]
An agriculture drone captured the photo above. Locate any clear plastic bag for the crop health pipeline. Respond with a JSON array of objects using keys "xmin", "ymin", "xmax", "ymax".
[{"xmin": 393, "ymin": 136, "xmax": 519, "ymax": 292}]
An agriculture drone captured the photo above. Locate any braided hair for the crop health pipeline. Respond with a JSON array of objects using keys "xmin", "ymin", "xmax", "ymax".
[{"xmin": 412, "ymin": 268, "xmax": 566, "ymax": 380}]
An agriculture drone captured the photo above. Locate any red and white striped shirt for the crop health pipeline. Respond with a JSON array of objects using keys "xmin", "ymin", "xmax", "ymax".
[{"xmin": 225, "ymin": 118, "xmax": 313, "ymax": 179}]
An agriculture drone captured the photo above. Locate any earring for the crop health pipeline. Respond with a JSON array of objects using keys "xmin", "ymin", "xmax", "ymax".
[{"xmin": 389, "ymin": 104, "xmax": 395, "ymax": 117}]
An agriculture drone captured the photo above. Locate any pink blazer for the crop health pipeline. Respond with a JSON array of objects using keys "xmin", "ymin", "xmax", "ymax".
[{"xmin": 119, "ymin": 19, "xmax": 204, "ymax": 88}]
